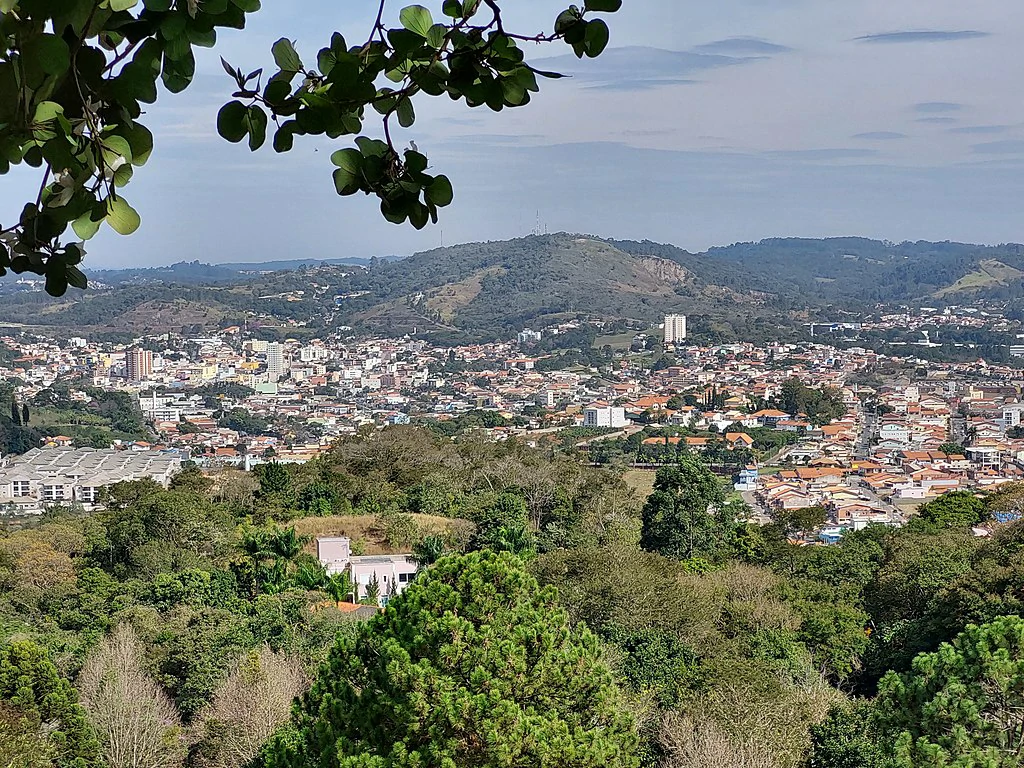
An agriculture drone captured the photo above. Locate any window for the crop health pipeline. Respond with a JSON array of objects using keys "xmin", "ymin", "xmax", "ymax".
[{"xmin": 398, "ymin": 572, "xmax": 413, "ymax": 583}]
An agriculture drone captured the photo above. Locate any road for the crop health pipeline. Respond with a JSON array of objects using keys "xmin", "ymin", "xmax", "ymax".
[{"xmin": 856, "ymin": 403, "xmax": 877, "ymax": 459}]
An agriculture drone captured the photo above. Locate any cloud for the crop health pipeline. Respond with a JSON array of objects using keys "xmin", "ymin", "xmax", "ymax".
[
  {"xmin": 693, "ymin": 37, "xmax": 792, "ymax": 55},
  {"xmin": 585, "ymin": 78, "xmax": 699, "ymax": 91},
  {"xmin": 972, "ymin": 140, "xmax": 1024, "ymax": 154},
  {"xmin": 915, "ymin": 102, "xmax": 963, "ymax": 113},
  {"xmin": 915, "ymin": 117, "xmax": 958, "ymax": 125},
  {"xmin": 950, "ymin": 125, "xmax": 1009, "ymax": 135},
  {"xmin": 852, "ymin": 132, "xmax": 907, "ymax": 140},
  {"xmin": 855, "ymin": 30, "xmax": 990, "ymax": 44},
  {"xmin": 766, "ymin": 148, "xmax": 880, "ymax": 161},
  {"xmin": 534, "ymin": 46, "xmax": 755, "ymax": 92}
]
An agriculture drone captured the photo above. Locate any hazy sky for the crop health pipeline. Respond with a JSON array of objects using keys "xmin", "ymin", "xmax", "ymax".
[{"xmin": 7, "ymin": 0, "xmax": 1024, "ymax": 267}]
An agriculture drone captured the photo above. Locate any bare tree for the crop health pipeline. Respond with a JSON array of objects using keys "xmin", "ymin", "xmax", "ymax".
[
  {"xmin": 192, "ymin": 648, "xmax": 307, "ymax": 768},
  {"xmin": 659, "ymin": 712, "xmax": 777, "ymax": 768},
  {"xmin": 77, "ymin": 624, "xmax": 185, "ymax": 768}
]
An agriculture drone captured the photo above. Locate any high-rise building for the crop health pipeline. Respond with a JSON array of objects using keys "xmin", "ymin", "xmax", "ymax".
[
  {"xmin": 126, "ymin": 348, "xmax": 153, "ymax": 382},
  {"xmin": 663, "ymin": 314, "xmax": 687, "ymax": 345},
  {"xmin": 266, "ymin": 342, "xmax": 287, "ymax": 381}
]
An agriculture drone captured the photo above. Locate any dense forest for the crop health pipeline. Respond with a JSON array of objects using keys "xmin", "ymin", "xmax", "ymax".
[{"xmin": 2, "ymin": 427, "xmax": 1023, "ymax": 767}]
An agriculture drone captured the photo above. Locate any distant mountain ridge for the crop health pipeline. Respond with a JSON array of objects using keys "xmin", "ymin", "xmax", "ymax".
[{"xmin": 1, "ymin": 233, "xmax": 1023, "ymax": 338}]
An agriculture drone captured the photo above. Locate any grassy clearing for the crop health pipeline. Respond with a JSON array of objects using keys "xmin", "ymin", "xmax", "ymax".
[
  {"xmin": 622, "ymin": 469, "xmax": 656, "ymax": 500},
  {"xmin": 593, "ymin": 331, "xmax": 637, "ymax": 351},
  {"xmin": 293, "ymin": 514, "xmax": 473, "ymax": 555}
]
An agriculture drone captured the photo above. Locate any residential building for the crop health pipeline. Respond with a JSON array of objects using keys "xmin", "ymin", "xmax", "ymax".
[
  {"xmin": 583, "ymin": 406, "xmax": 628, "ymax": 428},
  {"xmin": 663, "ymin": 314, "xmax": 687, "ymax": 345},
  {"xmin": 267, "ymin": 343, "xmax": 287, "ymax": 381},
  {"xmin": 126, "ymin": 348, "xmax": 153, "ymax": 381}
]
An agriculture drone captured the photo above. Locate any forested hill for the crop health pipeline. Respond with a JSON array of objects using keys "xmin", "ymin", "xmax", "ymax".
[
  {"xmin": 609, "ymin": 236, "xmax": 1024, "ymax": 303},
  {"xmin": 339, "ymin": 235, "xmax": 763, "ymax": 336},
  {"xmin": 1, "ymin": 233, "xmax": 1023, "ymax": 338}
]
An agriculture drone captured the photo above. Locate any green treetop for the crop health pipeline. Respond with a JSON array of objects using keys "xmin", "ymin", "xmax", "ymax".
[
  {"xmin": 873, "ymin": 615, "xmax": 1024, "ymax": 767},
  {"xmin": 0, "ymin": 640, "xmax": 102, "ymax": 768},
  {"xmin": 261, "ymin": 549, "xmax": 638, "ymax": 768}
]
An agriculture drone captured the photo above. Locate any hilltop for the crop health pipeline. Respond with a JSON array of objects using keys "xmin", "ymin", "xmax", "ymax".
[{"xmin": 0, "ymin": 233, "xmax": 1022, "ymax": 339}]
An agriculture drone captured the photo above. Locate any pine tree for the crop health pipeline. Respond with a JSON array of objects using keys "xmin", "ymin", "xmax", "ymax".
[
  {"xmin": 20, "ymin": 403, "xmax": 29, "ymax": 425},
  {"xmin": 261, "ymin": 551, "xmax": 638, "ymax": 768},
  {"xmin": 10, "ymin": 400, "xmax": 20, "ymax": 425}
]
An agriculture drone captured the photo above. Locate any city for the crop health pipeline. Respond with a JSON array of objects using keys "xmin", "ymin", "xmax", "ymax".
[{"xmin": 2, "ymin": 310, "xmax": 1023, "ymax": 542}]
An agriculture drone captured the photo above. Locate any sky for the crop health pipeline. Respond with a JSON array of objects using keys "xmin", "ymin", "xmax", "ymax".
[{"xmin": 6, "ymin": 0, "xmax": 1024, "ymax": 267}]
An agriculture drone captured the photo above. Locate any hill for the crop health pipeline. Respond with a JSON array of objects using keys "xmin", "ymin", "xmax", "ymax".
[
  {"xmin": 337, "ymin": 235, "xmax": 766, "ymax": 337},
  {"xmin": 1, "ymin": 233, "xmax": 1023, "ymax": 341}
]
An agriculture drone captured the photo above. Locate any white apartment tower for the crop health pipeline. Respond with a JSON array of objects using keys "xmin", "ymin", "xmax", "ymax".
[
  {"xmin": 266, "ymin": 343, "xmax": 287, "ymax": 381},
  {"xmin": 663, "ymin": 314, "xmax": 687, "ymax": 345}
]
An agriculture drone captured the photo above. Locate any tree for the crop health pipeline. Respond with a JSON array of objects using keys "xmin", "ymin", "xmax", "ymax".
[
  {"xmin": 0, "ymin": 640, "xmax": 101, "ymax": 768},
  {"xmin": 77, "ymin": 624, "xmax": 185, "ymax": 768},
  {"xmin": 10, "ymin": 399, "xmax": 20, "ymax": 425},
  {"xmin": 771, "ymin": 504, "xmax": 828, "ymax": 538},
  {"xmin": 411, "ymin": 533, "xmax": 446, "ymax": 569},
  {"xmin": 261, "ymin": 550, "xmax": 638, "ymax": 768},
  {"xmin": 21, "ymin": 403, "xmax": 29, "ymax": 425},
  {"xmin": 873, "ymin": 615, "xmax": 1024, "ymax": 767},
  {"xmin": 0, "ymin": 0, "xmax": 621, "ymax": 294},
  {"xmin": 807, "ymin": 704, "xmax": 894, "ymax": 768},
  {"xmin": 912, "ymin": 491, "xmax": 986, "ymax": 531},
  {"xmin": 640, "ymin": 455, "xmax": 729, "ymax": 560},
  {"xmin": 0, "ymin": 702, "xmax": 56, "ymax": 768},
  {"xmin": 192, "ymin": 648, "xmax": 306, "ymax": 768},
  {"xmin": 938, "ymin": 442, "xmax": 965, "ymax": 456}
]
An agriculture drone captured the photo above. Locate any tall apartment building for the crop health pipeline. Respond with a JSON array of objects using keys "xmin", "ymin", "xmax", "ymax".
[
  {"xmin": 126, "ymin": 348, "xmax": 153, "ymax": 382},
  {"xmin": 266, "ymin": 342, "xmax": 287, "ymax": 381},
  {"xmin": 663, "ymin": 314, "xmax": 687, "ymax": 345}
]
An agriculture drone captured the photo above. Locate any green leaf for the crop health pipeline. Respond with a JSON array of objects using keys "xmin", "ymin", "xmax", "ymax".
[
  {"xmin": 427, "ymin": 23, "xmax": 448, "ymax": 48},
  {"xmin": 32, "ymin": 101, "xmax": 63, "ymax": 124},
  {"xmin": 395, "ymin": 96, "xmax": 415, "ymax": 128},
  {"xmin": 263, "ymin": 79, "xmax": 291, "ymax": 104},
  {"xmin": 272, "ymin": 38, "xmax": 302, "ymax": 72},
  {"xmin": 331, "ymin": 148, "xmax": 363, "ymax": 195},
  {"xmin": 217, "ymin": 101, "xmax": 249, "ymax": 143},
  {"xmin": 584, "ymin": 0, "xmax": 621, "ymax": 11},
  {"xmin": 583, "ymin": 19, "xmax": 609, "ymax": 57},
  {"xmin": 245, "ymin": 105, "xmax": 268, "ymax": 151},
  {"xmin": 188, "ymin": 27, "xmax": 217, "ymax": 48},
  {"xmin": 45, "ymin": 270, "xmax": 68, "ymax": 297},
  {"xmin": 143, "ymin": 0, "xmax": 172, "ymax": 10},
  {"xmin": 65, "ymin": 265, "xmax": 88, "ymax": 290},
  {"xmin": 441, "ymin": 0, "xmax": 462, "ymax": 17},
  {"xmin": 425, "ymin": 175, "xmax": 453, "ymax": 206},
  {"xmin": 331, "ymin": 147, "xmax": 363, "ymax": 173},
  {"xmin": 109, "ymin": 0, "xmax": 139, "ymax": 9},
  {"xmin": 102, "ymin": 135, "xmax": 133, "ymax": 165},
  {"xmin": 27, "ymin": 34, "xmax": 70, "ymax": 76},
  {"xmin": 112, "ymin": 163, "xmax": 134, "ymax": 188},
  {"xmin": 399, "ymin": 5, "xmax": 434, "ymax": 38},
  {"xmin": 231, "ymin": 0, "xmax": 261, "ymax": 10},
  {"xmin": 123, "ymin": 123, "xmax": 154, "ymax": 166},
  {"xmin": 273, "ymin": 122, "xmax": 297, "ymax": 153},
  {"xmin": 105, "ymin": 196, "xmax": 141, "ymax": 235},
  {"xmin": 72, "ymin": 211, "xmax": 103, "ymax": 240}
]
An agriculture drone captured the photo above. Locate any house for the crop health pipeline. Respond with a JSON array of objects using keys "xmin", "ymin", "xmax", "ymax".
[
  {"xmin": 724, "ymin": 432, "xmax": 755, "ymax": 450},
  {"xmin": 734, "ymin": 465, "xmax": 758, "ymax": 492},
  {"xmin": 315, "ymin": 536, "xmax": 418, "ymax": 606},
  {"xmin": 751, "ymin": 409, "xmax": 790, "ymax": 428}
]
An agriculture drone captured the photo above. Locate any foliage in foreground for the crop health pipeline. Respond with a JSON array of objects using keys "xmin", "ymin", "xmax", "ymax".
[{"xmin": 263, "ymin": 550, "xmax": 639, "ymax": 768}]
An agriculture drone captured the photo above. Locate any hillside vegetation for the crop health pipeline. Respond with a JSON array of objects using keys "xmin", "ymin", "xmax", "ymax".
[{"xmin": 1, "ymin": 234, "xmax": 1023, "ymax": 338}]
